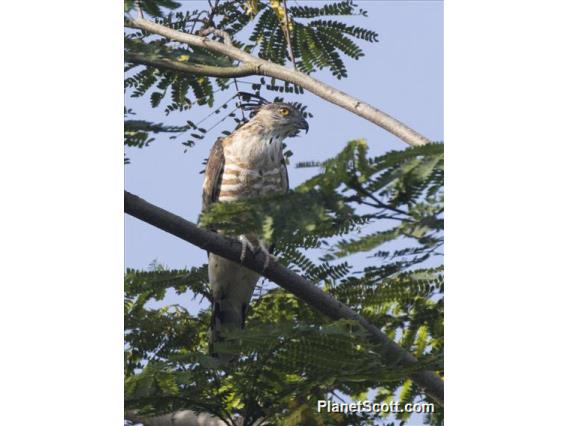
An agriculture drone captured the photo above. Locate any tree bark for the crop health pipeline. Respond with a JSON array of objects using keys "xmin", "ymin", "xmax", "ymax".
[
  {"xmin": 125, "ymin": 18, "xmax": 431, "ymax": 147},
  {"xmin": 126, "ymin": 52, "xmax": 257, "ymax": 78},
  {"xmin": 126, "ymin": 409, "xmax": 234, "ymax": 426},
  {"xmin": 124, "ymin": 191, "xmax": 444, "ymax": 405}
]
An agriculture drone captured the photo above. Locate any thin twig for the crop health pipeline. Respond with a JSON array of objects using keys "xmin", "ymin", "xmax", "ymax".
[
  {"xmin": 203, "ymin": 0, "xmax": 221, "ymax": 30},
  {"xmin": 125, "ymin": 17, "xmax": 432, "ymax": 147},
  {"xmin": 205, "ymin": 106, "xmax": 240, "ymax": 133},
  {"xmin": 348, "ymin": 179, "xmax": 409, "ymax": 216},
  {"xmin": 194, "ymin": 93, "xmax": 239, "ymax": 127},
  {"xmin": 135, "ymin": 0, "xmax": 143, "ymax": 19},
  {"xmin": 282, "ymin": 0, "xmax": 296, "ymax": 69},
  {"xmin": 189, "ymin": 11, "xmax": 210, "ymax": 34}
]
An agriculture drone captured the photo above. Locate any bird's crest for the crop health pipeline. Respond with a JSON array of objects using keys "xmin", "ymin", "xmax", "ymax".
[{"xmin": 235, "ymin": 91, "xmax": 270, "ymax": 117}]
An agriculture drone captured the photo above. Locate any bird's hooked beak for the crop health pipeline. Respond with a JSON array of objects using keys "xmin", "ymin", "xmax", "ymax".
[{"xmin": 297, "ymin": 116, "xmax": 309, "ymax": 133}]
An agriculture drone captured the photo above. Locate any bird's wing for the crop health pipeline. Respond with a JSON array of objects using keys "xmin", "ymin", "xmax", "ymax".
[{"xmin": 202, "ymin": 138, "xmax": 225, "ymax": 212}]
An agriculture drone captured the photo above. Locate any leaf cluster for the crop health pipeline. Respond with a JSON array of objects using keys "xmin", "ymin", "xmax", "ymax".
[
  {"xmin": 248, "ymin": 0, "xmax": 378, "ymax": 78},
  {"xmin": 124, "ymin": 114, "xmax": 193, "ymax": 149},
  {"xmin": 124, "ymin": 0, "xmax": 378, "ymax": 125},
  {"xmin": 125, "ymin": 0, "xmax": 181, "ymax": 17},
  {"xmin": 126, "ymin": 142, "xmax": 444, "ymax": 425}
]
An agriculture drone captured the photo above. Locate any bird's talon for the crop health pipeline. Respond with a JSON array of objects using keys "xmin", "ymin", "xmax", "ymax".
[
  {"xmin": 238, "ymin": 235, "xmax": 255, "ymax": 263},
  {"xmin": 258, "ymin": 241, "xmax": 276, "ymax": 272},
  {"xmin": 263, "ymin": 257, "xmax": 271, "ymax": 272}
]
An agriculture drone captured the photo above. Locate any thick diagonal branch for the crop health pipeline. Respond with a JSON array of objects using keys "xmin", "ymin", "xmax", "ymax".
[
  {"xmin": 124, "ymin": 191, "xmax": 444, "ymax": 405},
  {"xmin": 125, "ymin": 18, "xmax": 431, "ymax": 147}
]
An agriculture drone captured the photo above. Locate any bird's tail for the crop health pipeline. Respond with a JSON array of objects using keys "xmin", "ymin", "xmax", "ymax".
[{"xmin": 209, "ymin": 298, "xmax": 248, "ymax": 363}]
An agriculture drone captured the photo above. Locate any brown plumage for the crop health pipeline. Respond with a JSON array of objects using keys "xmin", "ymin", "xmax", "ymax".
[{"xmin": 201, "ymin": 102, "xmax": 309, "ymax": 361}]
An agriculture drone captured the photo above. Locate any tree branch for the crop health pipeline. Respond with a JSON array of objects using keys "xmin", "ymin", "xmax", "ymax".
[
  {"xmin": 124, "ymin": 191, "xmax": 444, "ymax": 405},
  {"xmin": 125, "ymin": 52, "xmax": 257, "ymax": 78},
  {"xmin": 126, "ymin": 409, "xmax": 233, "ymax": 426},
  {"xmin": 125, "ymin": 18, "xmax": 431, "ymax": 147},
  {"xmin": 281, "ymin": 0, "xmax": 296, "ymax": 69},
  {"xmin": 198, "ymin": 27, "xmax": 234, "ymax": 47}
]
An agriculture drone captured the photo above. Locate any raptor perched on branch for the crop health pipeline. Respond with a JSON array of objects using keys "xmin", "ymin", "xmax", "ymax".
[{"xmin": 201, "ymin": 101, "xmax": 309, "ymax": 361}]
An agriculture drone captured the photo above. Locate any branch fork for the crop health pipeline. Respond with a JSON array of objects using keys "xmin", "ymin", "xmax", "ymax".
[
  {"xmin": 198, "ymin": 27, "xmax": 234, "ymax": 47},
  {"xmin": 125, "ymin": 17, "xmax": 432, "ymax": 147}
]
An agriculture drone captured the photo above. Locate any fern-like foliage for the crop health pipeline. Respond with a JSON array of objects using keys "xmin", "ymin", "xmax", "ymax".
[
  {"xmin": 247, "ymin": 1, "xmax": 378, "ymax": 78},
  {"xmin": 124, "ymin": 0, "xmax": 378, "ymax": 134},
  {"xmin": 124, "ymin": 36, "xmax": 221, "ymax": 114},
  {"xmin": 126, "ymin": 142, "xmax": 444, "ymax": 425},
  {"xmin": 124, "ymin": 118, "xmax": 191, "ymax": 147},
  {"xmin": 124, "ymin": 0, "xmax": 181, "ymax": 17}
]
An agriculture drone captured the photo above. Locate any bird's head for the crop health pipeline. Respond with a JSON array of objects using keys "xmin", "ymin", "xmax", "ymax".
[{"xmin": 252, "ymin": 102, "xmax": 309, "ymax": 137}]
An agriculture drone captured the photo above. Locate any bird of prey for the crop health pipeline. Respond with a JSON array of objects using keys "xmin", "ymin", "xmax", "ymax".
[{"xmin": 201, "ymin": 101, "xmax": 309, "ymax": 360}]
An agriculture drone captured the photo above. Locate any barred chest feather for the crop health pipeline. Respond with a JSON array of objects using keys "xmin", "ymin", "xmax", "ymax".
[{"xmin": 219, "ymin": 125, "xmax": 288, "ymax": 202}]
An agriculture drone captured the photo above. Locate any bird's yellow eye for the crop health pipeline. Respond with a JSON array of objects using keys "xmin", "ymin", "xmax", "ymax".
[{"xmin": 279, "ymin": 108, "xmax": 289, "ymax": 116}]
